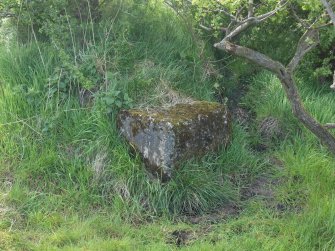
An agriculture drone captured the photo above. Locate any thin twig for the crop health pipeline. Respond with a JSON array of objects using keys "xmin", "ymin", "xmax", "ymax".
[{"xmin": 287, "ymin": 29, "xmax": 319, "ymax": 73}]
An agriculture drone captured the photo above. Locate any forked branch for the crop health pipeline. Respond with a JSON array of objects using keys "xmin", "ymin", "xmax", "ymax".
[
  {"xmin": 222, "ymin": 0, "xmax": 288, "ymax": 41},
  {"xmin": 320, "ymin": 0, "xmax": 335, "ymax": 89},
  {"xmin": 213, "ymin": 0, "xmax": 335, "ymax": 155},
  {"xmin": 287, "ymin": 29, "xmax": 320, "ymax": 73},
  {"xmin": 320, "ymin": 0, "xmax": 335, "ymax": 25}
]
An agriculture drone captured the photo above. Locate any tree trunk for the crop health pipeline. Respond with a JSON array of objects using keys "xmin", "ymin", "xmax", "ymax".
[
  {"xmin": 320, "ymin": 0, "xmax": 335, "ymax": 90},
  {"xmin": 215, "ymin": 40, "xmax": 335, "ymax": 155},
  {"xmin": 278, "ymin": 71, "xmax": 335, "ymax": 153},
  {"xmin": 320, "ymin": 0, "xmax": 335, "ymax": 26}
]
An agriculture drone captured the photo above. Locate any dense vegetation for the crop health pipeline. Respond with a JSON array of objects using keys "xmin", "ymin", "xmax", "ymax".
[{"xmin": 0, "ymin": 0, "xmax": 334, "ymax": 250}]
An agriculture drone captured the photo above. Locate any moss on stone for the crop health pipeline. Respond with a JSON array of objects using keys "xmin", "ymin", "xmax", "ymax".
[
  {"xmin": 125, "ymin": 101, "xmax": 224, "ymax": 128},
  {"xmin": 117, "ymin": 101, "xmax": 232, "ymax": 181}
]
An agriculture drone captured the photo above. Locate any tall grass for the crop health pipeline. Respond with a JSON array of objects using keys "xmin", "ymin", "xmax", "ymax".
[
  {"xmin": 243, "ymin": 71, "xmax": 335, "ymax": 250},
  {"xmin": 0, "ymin": 1, "xmax": 264, "ymax": 226},
  {"xmin": 244, "ymin": 72, "xmax": 335, "ymax": 146},
  {"xmin": 1, "ymin": 1, "xmax": 334, "ymax": 250}
]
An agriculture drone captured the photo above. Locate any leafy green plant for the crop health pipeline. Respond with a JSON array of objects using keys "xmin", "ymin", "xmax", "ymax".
[{"xmin": 100, "ymin": 90, "xmax": 133, "ymax": 113}]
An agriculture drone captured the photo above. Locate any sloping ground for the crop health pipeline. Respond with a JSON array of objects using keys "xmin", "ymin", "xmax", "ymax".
[
  {"xmin": 1, "ymin": 65, "xmax": 335, "ymax": 250},
  {"xmin": 0, "ymin": 2, "xmax": 335, "ymax": 249}
]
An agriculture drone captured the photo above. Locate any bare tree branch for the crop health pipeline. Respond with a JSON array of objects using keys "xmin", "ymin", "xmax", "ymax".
[
  {"xmin": 321, "ymin": 0, "xmax": 335, "ymax": 26},
  {"xmin": 287, "ymin": 29, "xmax": 320, "ymax": 73},
  {"xmin": 314, "ymin": 22, "xmax": 333, "ymax": 28},
  {"xmin": 235, "ymin": 6, "xmax": 244, "ymax": 20},
  {"xmin": 212, "ymin": 0, "xmax": 239, "ymax": 21},
  {"xmin": 213, "ymin": 1, "xmax": 335, "ymax": 154},
  {"xmin": 220, "ymin": 0, "xmax": 288, "ymax": 41},
  {"xmin": 248, "ymin": 0, "xmax": 254, "ymax": 18},
  {"xmin": 257, "ymin": 0, "xmax": 288, "ymax": 21},
  {"xmin": 217, "ymin": 8, "xmax": 238, "ymax": 21},
  {"xmin": 290, "ymin": 6, "xmax": 310, "ymax": 28},
  {"xmin": 215, "ymin": 39, "xmax": 335, "ymax": 154},
  {"xmin": 319, "ymin": 0, "xmax": 335, "ymax": 90},
  {"xmin": 214, "ymin": 40, "xmax": 286, "ymax": 76},
  {"xmin": 199, "ymin": 24, "xmax": 213, "ymax": 31},
  {"xmin": 201, "ymin": 8, "xmax": 240, "ymax": 24},
  {"xmin": 224, "ymin": 17, "xmax": 259, "ymax": 40},
  {"xmin": 324, "ymin": 123, "xmax": 335, "ymax": 129},
  {"xmin": 187, "ymin": 0, "xmax": 335, "ymax": 152}
]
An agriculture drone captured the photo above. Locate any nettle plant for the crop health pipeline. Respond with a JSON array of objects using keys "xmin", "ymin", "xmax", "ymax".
[{"xmin": 167, "ymin": 0, "xmax": 335, "ymax": 155}]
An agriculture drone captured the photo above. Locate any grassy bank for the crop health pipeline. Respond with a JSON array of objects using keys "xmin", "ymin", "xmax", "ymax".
[{"xmin": 1, "ymin": 1, "xmax": 335, "ymax": 250}]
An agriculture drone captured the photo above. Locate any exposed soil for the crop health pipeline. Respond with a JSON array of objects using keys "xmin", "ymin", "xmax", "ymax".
[
  {"xmin": 215, "ymin": 81, "xmax": 255, "ymax": 127},
  {"xmin": 168, "ymin": 229, "xmax": 193, "ymax": 246},
  {"xmin": 167, "ymin": 225, "xmax": 216, "ymax": 247}
]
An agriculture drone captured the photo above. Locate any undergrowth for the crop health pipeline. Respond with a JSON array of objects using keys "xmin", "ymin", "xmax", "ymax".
[{"xmin": 0, "ymin": 1, "xmax": 334, "ymax": 250}]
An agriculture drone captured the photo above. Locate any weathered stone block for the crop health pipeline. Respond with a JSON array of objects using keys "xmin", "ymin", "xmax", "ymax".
[{"xmin": 118, "ymin": 101, "xmax": 232, "ymax": 181}]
